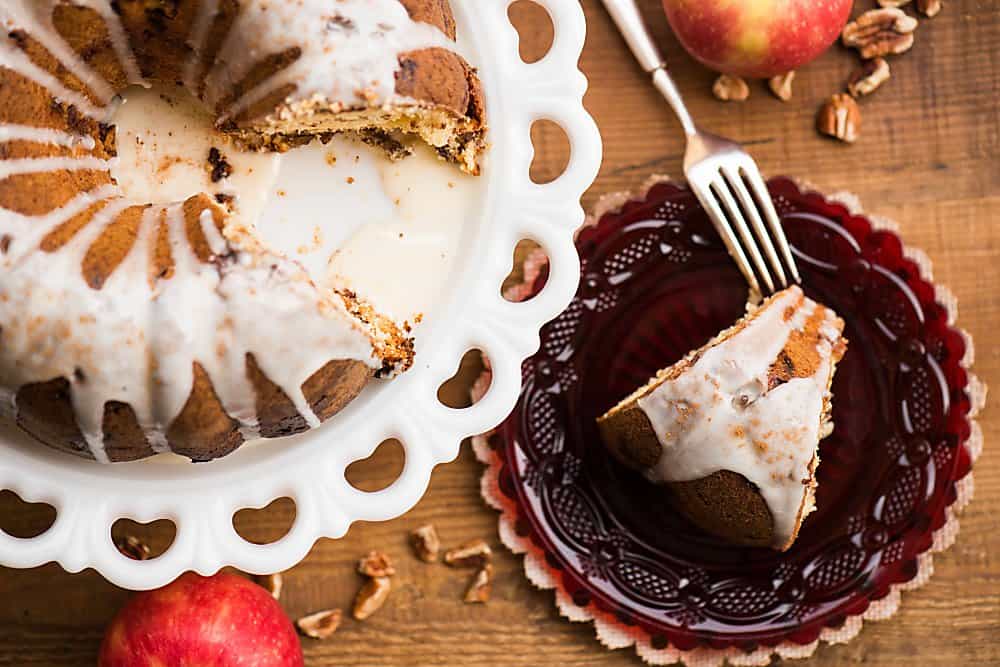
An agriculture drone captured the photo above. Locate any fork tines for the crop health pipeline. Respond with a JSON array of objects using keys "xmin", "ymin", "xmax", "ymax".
[{"xmin": 689, "ymin": 159, "xmax": 801, "ymax": 295}]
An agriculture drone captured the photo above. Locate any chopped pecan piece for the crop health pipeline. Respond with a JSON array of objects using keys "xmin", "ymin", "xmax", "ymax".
[
  {"xmin": 410, "ymin": 524, "xmax": 441, "ymax": 563},
  {"xmin": 712, "ymin": 74, "xmax": 750, "ymax": 102},
  {"xmin": 842, "ymin": 8, "xmax": 918, "ymax": 59},
  {"xmin": 444, "ymin": 539, "xmax": 492, "ymax": 569},
  {"xmin": 847, "ymin": 58, "xmax": 891, "ymax": 97},
  {"xmin": 252, "ymin": 572, "xmax": 284, "ymax": 600},
  {"xmin": 357, "ymin": 550, "xmax": 396, "ymax": 578},
  {"xmin": 353, "ymin": 576, "xmax": 391, "ymax": 620},
  {"xmin": 296, "ymin": 609, "xmax": 342, "ymax": 639},
  {"xmin": 464, "ymin": 564, "xmax": 494, "ymax": 604},
  {"xmin": 115, "ymin": 535, "xmax": 151, "ymax": 561},
  {"xmin": 817, "ymin": 94, "xmax": 861, "ymax": 144},
  {"xmin": 767, "ymin": 71, "xmax": 795, "ymax": 102}
]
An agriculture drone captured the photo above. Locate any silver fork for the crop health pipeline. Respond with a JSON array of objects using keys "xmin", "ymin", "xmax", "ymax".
[{"xmin": 601, "ymin": 0, "xmax": 801, "ymax": 295}]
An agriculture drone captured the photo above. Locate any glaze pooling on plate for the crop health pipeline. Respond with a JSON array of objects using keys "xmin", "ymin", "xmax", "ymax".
[{"xmin": 638, "ymin": 286, "xmax": 845, "ymax": 548}]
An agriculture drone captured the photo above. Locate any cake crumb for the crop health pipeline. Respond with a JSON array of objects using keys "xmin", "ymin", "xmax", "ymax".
[
  {"xmin": 346, "ymin": 176, "xmax": 355, "ymax": 184},
  {"xmin": 325, "ymin": 152, "xmax": 337, "ymax": 166},
  {"xmin": 207, "ymin": 146, "xmax": 232, "ymax": 182}
]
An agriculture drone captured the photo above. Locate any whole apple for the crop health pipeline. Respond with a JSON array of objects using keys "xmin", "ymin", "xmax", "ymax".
[
  {"xmin": 99, "ymin": 572, "xmax": 303, "ymax": 667},
  {"xmin": 661, "ymin": 0, "xmax": 853, "ymax": 78}
]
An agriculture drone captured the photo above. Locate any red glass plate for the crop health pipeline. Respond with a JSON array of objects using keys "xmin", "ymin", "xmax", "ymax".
[{"xmin": 489, "ymin": 177, "xmax": 977, "ymax": 651}]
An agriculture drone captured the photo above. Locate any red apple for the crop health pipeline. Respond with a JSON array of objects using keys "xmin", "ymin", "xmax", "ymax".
[
  {"xmin": 661, "ymin": 0, "xmax": 853, "ymax": 78},
  {"xmin": 99, "ymin": 572, "xmax": 303, "ymax": 667}
]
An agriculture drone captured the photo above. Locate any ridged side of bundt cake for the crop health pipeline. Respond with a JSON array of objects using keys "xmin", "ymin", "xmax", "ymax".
[
  {"xmin": 0, "ymin": 0, "xmax": 485, "ymax": 462},
  {"xmin": 95, "ymin": 0, "xmax": 487, "ymax": 173}
]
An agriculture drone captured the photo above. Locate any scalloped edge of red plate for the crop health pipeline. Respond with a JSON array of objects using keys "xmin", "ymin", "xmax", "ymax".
[{"xmin": 469, "ymin": 176, "xmax": 986, "ymax": 667}]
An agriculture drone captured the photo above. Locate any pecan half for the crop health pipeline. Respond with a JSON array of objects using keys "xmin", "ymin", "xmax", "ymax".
[
  {"xmin": 712, "ymin": 74, "xmax": 750, "ymax": 102},
  {"xmin": 767, "ymin": 71, "xmax": 795, "ymax": 102},
  {"xmin": 409, "ymin": 524, "xmax": 441, "ymax": 563},
  {"xmin": 847, "ymin": 58, "xmax": 891, "ymax": 97},
  {"xmin": 464, "ymin": 564, "xmax": 494, "ymax": 604},
  {"xmin": 296, "ymin": 609, "xmax": 342, "ymax": 639},
  {"xmin": 444, "ymin": 539, "xmax": 492, "ymax": 569},
  {"xmin": 115, "ymin": 535, "xmax": 151, "ymax": 561},
  {"xmin": 252, "ymin": 572, "xmax": 283, "ymax": 600},
  {"xmin": 842, "ymin": 8, "xmax": 918, "ymax": 59},
  {"xmin": 353, "ymin": 576, "xmax": 391, "ymax": 620},
  {"xmin": 817, "ymin": 94, "xmax": 861, "ymax": 144},
  {"xmin": 357, "ymin": 550, "xmax": 396, "ymax": 578}
]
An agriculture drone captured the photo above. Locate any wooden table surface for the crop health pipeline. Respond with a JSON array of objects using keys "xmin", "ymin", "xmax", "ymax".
[{"xmin": 1, "ymin": 1, "xmax": 998, "ymax": 665}]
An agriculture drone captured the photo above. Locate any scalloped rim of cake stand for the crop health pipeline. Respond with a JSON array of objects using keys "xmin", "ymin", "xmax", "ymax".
[{"xmin": 0, "ymin": 0, "xmax": 602, "ymax": 591}]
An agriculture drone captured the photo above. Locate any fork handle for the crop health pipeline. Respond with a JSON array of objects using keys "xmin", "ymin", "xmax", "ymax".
[{"xmin": 600, "ymin": 0, "xmax": 698, "ymax": 137}]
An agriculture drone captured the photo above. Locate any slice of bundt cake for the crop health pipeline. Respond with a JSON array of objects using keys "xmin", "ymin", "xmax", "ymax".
[
  {"xmin": 598, "ymin": 286, "xmax": 847, "ymax": 550},
  {"xmin": 0, "ymin": 0, "xmax": 484, "ymax": 463}
]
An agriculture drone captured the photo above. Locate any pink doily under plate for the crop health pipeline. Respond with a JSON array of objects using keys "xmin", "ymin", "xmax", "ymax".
[{"xmin": 470, "ymin": 177, "xmax": 986, "ymax": 666}]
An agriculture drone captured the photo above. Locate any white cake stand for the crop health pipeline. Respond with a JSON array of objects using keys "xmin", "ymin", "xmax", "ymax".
[{"xmin": 0, "ymin": 0, "xmax": 601, "ymax": 590}]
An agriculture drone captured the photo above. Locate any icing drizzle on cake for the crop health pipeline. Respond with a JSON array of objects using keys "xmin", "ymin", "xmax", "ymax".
[
  {"xmin": 637, "ymin": 286, "xmax": 845, "ymax": 548},
  {"xmin": 0, "ymin": 0, "xmax": 465, "ymax": 461}
]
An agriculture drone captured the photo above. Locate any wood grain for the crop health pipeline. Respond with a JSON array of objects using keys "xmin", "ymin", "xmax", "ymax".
[{"xmin": 1, "ymin": 1, "xmax": 998, "ymax": 664}]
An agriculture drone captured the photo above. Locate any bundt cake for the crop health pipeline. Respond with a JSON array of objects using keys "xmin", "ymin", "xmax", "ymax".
[
  {"xmin": 598, "ymin": 286, "xmax": 847, "ymax": 550},
  {"xmin": 0, "ymin": 0, "xmax": 488, "ymax": 463}
]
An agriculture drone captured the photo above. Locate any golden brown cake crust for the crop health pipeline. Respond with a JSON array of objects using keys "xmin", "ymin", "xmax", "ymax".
[
  {"xmin": 669, "ymin": 471, "xmax": 776, "ymax": 547},
  {"xmin": 51, "ymin": 4, "xmax": 130, "ymax": 90},
  {"xmin": 598, "ymin": 398, "xmax": 780, "ymax": 548},
  {"xmin": 399, "ymin": 0, "xmax": 457, "ymax": 40},
  {"xmin": 111, "ymin": 0, "xmax": 203, "ymax": 83}
]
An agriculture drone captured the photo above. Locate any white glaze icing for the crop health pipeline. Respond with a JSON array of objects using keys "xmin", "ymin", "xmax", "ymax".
[
  {"xmin": 203, "ymin": 0, "xmax": 452, "ymax": 122},
  {"xmin": 637, "ymin": 286, "xmax": 843, "ymax": 548},
  {"xmin": 0, "ymin": 0, "xmax": 464, "ymax": 460},
  {"xmin": 0, "ymin": 125, "xmax": 96, "ymax": 151}
]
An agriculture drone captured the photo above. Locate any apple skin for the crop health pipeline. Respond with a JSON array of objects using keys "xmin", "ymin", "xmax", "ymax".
[
  {"xmin": 661, "ymin": 0, "xmax": 853, "ymax": 78},
  {"xmin": 99, "ymin": 572, "xmax": 303, "ymax": 667}
]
